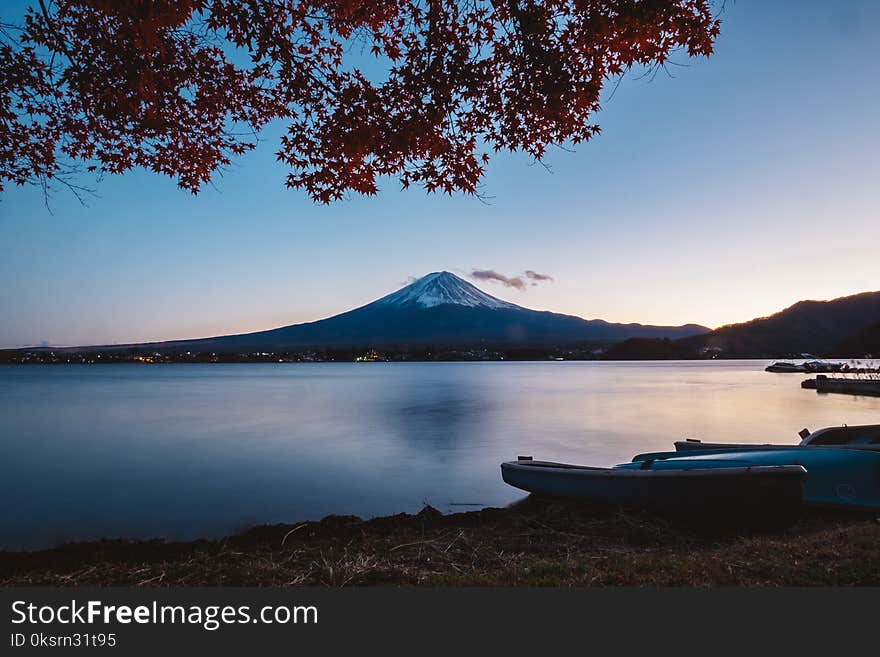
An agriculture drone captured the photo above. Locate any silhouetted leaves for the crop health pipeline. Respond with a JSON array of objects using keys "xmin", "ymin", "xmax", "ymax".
[{"xmin": 1, "ymin": 1, "xmax": 719, "ymax": 202}]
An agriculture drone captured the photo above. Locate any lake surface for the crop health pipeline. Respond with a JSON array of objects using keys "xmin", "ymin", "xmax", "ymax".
[{"xmin": 2, "ymin": 361, "xmax": 879, "ymax": 550}]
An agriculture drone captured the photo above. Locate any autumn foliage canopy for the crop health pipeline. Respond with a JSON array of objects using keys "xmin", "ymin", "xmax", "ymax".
[{"xmin": 1, "ymin": 1, "xmax": 719, "ymax": 202}]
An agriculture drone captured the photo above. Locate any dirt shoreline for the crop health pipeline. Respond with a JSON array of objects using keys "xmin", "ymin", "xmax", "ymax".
[{"xmin": 2, "ymin": 499, "xmax": 879, "ymax": 586}]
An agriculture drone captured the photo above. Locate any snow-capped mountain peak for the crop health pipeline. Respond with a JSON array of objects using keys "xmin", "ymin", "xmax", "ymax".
[{"xmin": 371, "ymin": 271, "xmax": 522, "ymax": 310}]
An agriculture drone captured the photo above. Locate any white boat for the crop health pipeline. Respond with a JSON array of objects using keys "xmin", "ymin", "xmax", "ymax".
[{"xmin": 765, "ymin": 360, "xmax": 845, "ymax": 373}]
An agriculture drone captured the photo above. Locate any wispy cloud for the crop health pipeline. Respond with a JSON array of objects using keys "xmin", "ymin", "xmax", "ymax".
[
  {"xmin": 470, "ymin": 269, "xmax": 526, "ymax": 290},
  {"xmin": 469, "ymin": 269, "xmax": 554, "ymax": 291},
  {"xmin": 524, "ymin": 270, "xmax": 554, "ymax": 283}
]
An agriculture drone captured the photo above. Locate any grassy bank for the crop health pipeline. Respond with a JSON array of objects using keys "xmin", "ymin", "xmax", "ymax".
[{"xmin": 2, "ymin": 499, "xmax": 879, "ymax": 586}]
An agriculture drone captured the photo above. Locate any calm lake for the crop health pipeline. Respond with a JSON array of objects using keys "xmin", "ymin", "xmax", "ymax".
[{"xmin": 2, "ymin": 361, "xmax": 879, "ymax": 550}]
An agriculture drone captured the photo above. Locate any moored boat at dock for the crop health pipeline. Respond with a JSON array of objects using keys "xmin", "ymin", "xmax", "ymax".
[
  {"xmin": 766, "ymin": 360, "xmax": 847, "ymax": 373},
  {"xmin": 766, "ymin": 361, "xmax": 807, "ymax": 373}
]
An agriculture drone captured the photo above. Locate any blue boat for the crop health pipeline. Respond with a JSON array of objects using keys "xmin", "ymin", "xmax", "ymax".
[
  {"xmin": 675, "ymin": 423, "xmax": 880, "ymax": 453},
  {"xmin": 501, "ymin": 457, "xmax": 806, "ymax": 523},
  {"xmin": 630, "ymin": 447, "xmax": 880, "ymax": 511}
]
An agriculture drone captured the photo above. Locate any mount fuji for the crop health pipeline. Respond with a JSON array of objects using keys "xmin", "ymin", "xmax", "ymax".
[{"xmin": 123, "ymin": 271, "xmax": 708, "ymax": 353}]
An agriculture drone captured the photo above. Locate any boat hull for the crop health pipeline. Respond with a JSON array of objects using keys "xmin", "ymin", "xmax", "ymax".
[
  {"xmin": 631, "ymin": 448, "xmax": 880, "ymax": 511},
  {"xmin": 501, "ymin": 460, "xmax": 806, "ymax": 524},
  {"xmin": 766, "ymin": 364, "xmax": 806, "ymax": 373}
]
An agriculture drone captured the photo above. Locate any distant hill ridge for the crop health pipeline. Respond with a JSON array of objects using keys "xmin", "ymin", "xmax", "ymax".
[
  {"xmin": 604, "ymin": 290, "xmax": 880, "ymax": 358},
  {"xmin": 693, "ymin": 291, "xmax": 880, "ymax": 356}
]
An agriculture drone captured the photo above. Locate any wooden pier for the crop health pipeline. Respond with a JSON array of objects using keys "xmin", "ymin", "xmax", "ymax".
[{"xmin": 802, "ymin": 375, "xmax": 880, "ymax": 397}]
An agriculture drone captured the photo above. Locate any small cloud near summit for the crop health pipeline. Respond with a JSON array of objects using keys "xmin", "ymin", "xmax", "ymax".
[
  {"xmin": 469, "ymin": 269, "xmax": 554, "ymax": 291},
  {"xmin": 524, "ymin": 270, "xmax": 554, "ymax": 284},
  {"xmin": 470, "ymin": 269, "xmax": 525, "ymax": 290},
  {"xmin": 524, "ymin": 270, "xmax": 553, "ymax": 281}
]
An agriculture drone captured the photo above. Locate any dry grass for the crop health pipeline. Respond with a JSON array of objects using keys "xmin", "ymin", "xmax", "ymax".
[{"xmin": 2, "ymin": 499, "xmax": 879, "ymax": 586}]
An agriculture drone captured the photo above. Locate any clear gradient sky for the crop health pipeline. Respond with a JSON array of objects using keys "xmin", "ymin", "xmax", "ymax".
[{"xmin": 1, "ymin": 0, "xmax": 878, "ymax": 348}]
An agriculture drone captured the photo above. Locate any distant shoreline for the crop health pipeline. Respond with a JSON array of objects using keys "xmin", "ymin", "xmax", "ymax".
[
  {"xmin": 3, "ymin": 346, "xmax": 871, "ymax": 365},
  {"xmin": 0, "ymin": 355, "xmax": 781, "ymax": 365},
  {"xmin": 0, "ymin": 349, "xmax": 804, "ymax": 365},
  {"xmin": 0, "ymin": 356, "xmax": 856, "ymax": 365}
]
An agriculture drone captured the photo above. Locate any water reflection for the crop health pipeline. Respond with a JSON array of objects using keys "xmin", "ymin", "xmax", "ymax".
[
  {"xmin": 386, "ymin": 376, "xmax": 491, "ymax": 453},
  {"xmin": 1, "ymin": 361, "xmax": 879, "ymax": 549}
]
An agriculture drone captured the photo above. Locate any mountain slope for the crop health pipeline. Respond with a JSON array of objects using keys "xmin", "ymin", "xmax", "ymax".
[
  {"xmin": 372, "ymin": 271, "xmax": 522, "ymax": 310},
  {"xmin": 684, "ymin": 291, "xmax": 880, "ymax": 357},
  {"xmin": 836, "ymin": 320, "xmax": 880, "ymax": 357},
  {"xmin": 116, "ymin": 272, "xmax": 709, "ymax": 352}
]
